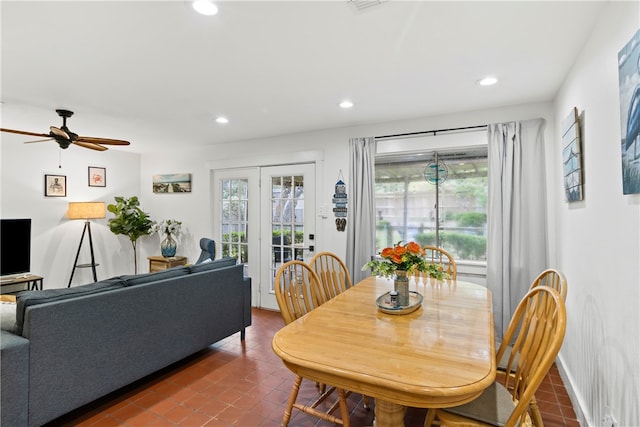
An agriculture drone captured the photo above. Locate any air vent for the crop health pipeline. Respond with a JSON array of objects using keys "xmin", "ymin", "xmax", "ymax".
[{"xmin": 348, "ymin": 0, "xmax": 385, "ymax": 12}]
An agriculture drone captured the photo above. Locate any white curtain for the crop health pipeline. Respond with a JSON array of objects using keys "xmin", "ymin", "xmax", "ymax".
[
  {"xmin": 487, "ymin": 119, "xmax": 548, "ymax": 339},
  {"xmin": 346, "ymin": 137, "xmax": 377, "ymax": 284}
]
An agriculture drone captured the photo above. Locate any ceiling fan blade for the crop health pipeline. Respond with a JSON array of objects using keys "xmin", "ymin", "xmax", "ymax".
[
  {"xmin": 24, "ymin": 138, "xmax": 55, "ymax": 144},
  {"xmin": 77, "ymin": 136, "xmax": 130, "ymax": 146},
  {"xmin": 72, "ymin": 141, "xmax": 108, "ymax": 151},
  {"xmin": 1, "ymin": 128, "xmax": 50, "ymax": 138},
  {"xmin": 50, "ymin": 126, "xmax": 70, "ymax": 140}
]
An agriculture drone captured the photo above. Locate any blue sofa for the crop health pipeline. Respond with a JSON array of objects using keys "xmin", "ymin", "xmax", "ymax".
[{"xmin": 0, "ymin": 258, "xmax": 251, "ymax": 427}]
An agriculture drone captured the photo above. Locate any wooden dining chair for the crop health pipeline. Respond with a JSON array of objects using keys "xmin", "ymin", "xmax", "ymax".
[
  {"xmin": 274, "ymin": 260, "xmax": 352, "ymax": 426},
  {"xmin": 309, "ymin": 251, "xmax": 371, "ymax": 409},
  {"xmin": 496, "ymin": 268, "xmax": 568, "ymax": 426},
  {"xmin": 418, "ymin": 245, "xmax": 457, "ymax": 280},
  {"xmin": 309, "ymin": 251, "xmax": 353, "ymax": 301},
  {"xmin": 424, "ymin": 285, "xmax": 567, "ymax": 427}
]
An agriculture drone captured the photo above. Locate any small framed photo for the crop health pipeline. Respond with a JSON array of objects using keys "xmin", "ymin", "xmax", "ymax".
[
  {"xmin": 44, "ymin": 174, "xmax": 67, "ymax": 197},
  {"xmin": 88, "ymin": 166, "xmax": 106, "ymax": 187}
]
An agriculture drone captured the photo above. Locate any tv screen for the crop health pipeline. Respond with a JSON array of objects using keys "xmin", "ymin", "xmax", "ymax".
[{"xmin": 1, "ymin": 218, "xmax": 32, "ymax": 277}]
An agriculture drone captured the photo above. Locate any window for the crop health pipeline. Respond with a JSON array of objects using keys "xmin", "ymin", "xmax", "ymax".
[
  {"xmin": 374, "ymin": 148, "xmax": 488, "ymax": 264},
  {"xmin": 220, "ymin": 178, "xmax": 249, "ymax": 264}
]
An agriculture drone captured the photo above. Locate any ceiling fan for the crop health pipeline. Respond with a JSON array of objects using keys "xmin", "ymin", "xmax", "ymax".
[{"xmin": 1, "ymin": 109, "xmax": 130, "ymax": 151}]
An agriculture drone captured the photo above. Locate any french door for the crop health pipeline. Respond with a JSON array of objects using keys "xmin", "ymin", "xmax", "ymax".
[
  {"xmin": 260, "ymin": 164, "xmax": 315, "ymax": 310},
  {"xmin": 213, "ymin": 163, "xmax": 315, "ymax": 310},
  {"xmin": 213, "ymin": 168, "xmax": 260, "ymax": 300}
]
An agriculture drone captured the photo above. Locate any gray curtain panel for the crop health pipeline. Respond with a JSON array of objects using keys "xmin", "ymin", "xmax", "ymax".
[
  {"xmin": 487, "ymin": 118, "xmax": 548, "ymax": 339},
  {"xmin": 346, "ymin": 137, "xmax": 377, "ymax": 284}
]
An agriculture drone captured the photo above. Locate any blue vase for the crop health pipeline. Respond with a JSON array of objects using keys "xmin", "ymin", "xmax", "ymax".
[{"xmin": 161, "ymin": 234, "xmax": 177, "ymax": 257}]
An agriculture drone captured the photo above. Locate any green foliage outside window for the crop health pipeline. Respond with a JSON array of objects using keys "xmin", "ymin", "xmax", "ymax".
[
  {"xmin": 414, "ymin": 232, "xmax": 486, "ymax": 261},
  {"xmin": 456, "ymin": 212, "xmax": 487, "ymax": 229},
  {"xmin": 271, "ymin": 229, "xmax": 304, "ymax": 244}
]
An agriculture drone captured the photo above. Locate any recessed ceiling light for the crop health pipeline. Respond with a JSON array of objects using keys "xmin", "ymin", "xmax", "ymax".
[
  {"xmin": 478, "ymin": 76, "xmax": 498, "ymax": 86},
  {"xmin": 339, "ymin": 100, "xmax": 354, "ymax": 109},
  {"xmin": 215, "ymin": 116, "xmax": 228, "ymax": 124},
  {"xmin": 193, "ymin": 0, "xmax": 218, "ymax": 16}
]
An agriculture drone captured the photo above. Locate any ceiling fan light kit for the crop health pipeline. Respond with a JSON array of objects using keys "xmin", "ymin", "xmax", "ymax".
[{"xmin": 0, "ymin": 109, "xmax": 131, "ymax": 151}]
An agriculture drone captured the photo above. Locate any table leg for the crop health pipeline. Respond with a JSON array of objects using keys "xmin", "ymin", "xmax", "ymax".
[{"xmin": 374, "ymin": 399, "xmax": 406, "ymax": 426}]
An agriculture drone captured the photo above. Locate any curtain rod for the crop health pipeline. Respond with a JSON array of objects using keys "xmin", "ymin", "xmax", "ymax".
[{"xmin": 375, "ymin": 124, "xmax": 487, "ymax": 140}]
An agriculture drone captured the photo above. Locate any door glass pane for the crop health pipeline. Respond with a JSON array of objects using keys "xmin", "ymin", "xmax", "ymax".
[
  {"xmin": 270, "ymin": 174, "xmax": 304, "ymax": 290},
  {"xmin": 220, "ymin": 178, "xmax": 249, "ymax": 267}
]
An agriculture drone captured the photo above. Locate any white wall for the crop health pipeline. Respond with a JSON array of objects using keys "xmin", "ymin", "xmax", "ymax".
[
  {"xmin": 0, "ymin": 133, "xmax": 143, "ymax": 285},
  {"xmin": 553, "ymin": 2, "xmax": 640, "ymax": 425}
]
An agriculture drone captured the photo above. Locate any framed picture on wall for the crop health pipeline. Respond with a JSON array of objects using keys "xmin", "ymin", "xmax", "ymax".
[
  {"xmin": 618, "ymin": 28, "xmax": 640, "ymax": 194},
  {"xmin": 561, "ymin": 107, "xmax": 584, "ymax": 202},
  {"xmin": 88, "ymin": 166, "xmax": 106, "ymax": 187},
  {"xmin": 152, "ymin": 173, "xmax": 192, "ymax": 193},
  {"xmin": 44, "ymin": 174, "xmax": 66, "ymax": 197}
]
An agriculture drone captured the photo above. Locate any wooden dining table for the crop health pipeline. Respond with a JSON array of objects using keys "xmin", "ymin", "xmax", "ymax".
[{"xmin": 271, "ymin": 275, "xmax": 496, "ymax": 427}]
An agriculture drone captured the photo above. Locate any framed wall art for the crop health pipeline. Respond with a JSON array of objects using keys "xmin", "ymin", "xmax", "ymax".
[
  {"xmin": 153, "ymin": 173, "xmax": 192, "ymax": 193},
  {"xmin": 561, "ymin": 107, "xmax": 584, "ymax": 202},
  {"xmin": 618, "ymin": 28, "xmax": 640, "ymax": 194},
  {"xmin": 88, "ymin": 166, "xmax": 106, "ymax": 187},
  {"xmin": 44, "ymin": 174, "xmax": 66, "ymax": 197}
]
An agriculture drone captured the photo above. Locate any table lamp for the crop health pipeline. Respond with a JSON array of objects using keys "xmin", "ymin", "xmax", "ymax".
[{"xmin": 67, "ymin": 201, "xmax": 106, "ymax": 287}]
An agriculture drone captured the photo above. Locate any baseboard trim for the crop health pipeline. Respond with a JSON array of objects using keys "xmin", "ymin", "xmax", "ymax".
[{"xmin": 556, "ymin": 353, "xmax": 587, "ymax": 426}]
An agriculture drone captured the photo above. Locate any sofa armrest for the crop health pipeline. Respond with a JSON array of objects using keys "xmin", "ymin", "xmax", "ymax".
[{"xmin": 1, "ymin": 330, "xmax": 29, "ymax": 427}]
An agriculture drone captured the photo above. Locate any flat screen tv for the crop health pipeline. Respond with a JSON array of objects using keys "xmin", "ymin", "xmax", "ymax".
[{"xmin": 1, "ymin": 218, "xmax": 32, "ymax": 277}]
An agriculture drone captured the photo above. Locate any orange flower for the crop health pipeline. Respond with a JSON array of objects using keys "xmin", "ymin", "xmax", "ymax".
[
  {"xmin": 406, "ymin": 241, "xmax": 421, "ymax": 254},
  {"xmin": 393, "ymin": 246, "xmax": 407, "ymax": 256},
  {"xmin": 381, "ymin": 247, "xmax": 394, "ymax": 258},
  {"xmin": 391, "ymin": 254, "xmax": 404, "ymax": 264}
]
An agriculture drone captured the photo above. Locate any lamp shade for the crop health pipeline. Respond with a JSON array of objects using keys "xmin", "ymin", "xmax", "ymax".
[{"xmin": 67, "ymin": 202, "xmax": 106, "ymax": 220}]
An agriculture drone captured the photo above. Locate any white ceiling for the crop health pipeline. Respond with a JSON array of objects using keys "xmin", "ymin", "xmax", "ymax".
[{"xmin": 1, "ymin": 1, "xmax": 606, "ymax": 153}]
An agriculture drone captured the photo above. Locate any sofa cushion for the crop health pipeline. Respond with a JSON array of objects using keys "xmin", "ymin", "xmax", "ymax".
[
  {"xmin": 188, "ymin": 256, "xmax": 237, "ymax": 274},
  {"xmin": 1, "ymin": 301, "xmax": 17, "ymax": 333},
  {"xmin": 121, "ymin": 266, "xmax": 190, "ymax": 287},
  {"xmin": 14, "ymin": 278, "xmax": 126, "ymax": 336}
]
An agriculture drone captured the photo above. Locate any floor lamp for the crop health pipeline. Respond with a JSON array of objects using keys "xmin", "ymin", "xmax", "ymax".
[{"xmin": 67, "ymin": 202, "xmax": 106, "ymax": 287}]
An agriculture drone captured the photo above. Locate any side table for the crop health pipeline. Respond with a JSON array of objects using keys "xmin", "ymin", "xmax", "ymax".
[
  {"xmin": 148, "ymin": 256, "xmax": 188, "ymax": 273},
  {"xmin": 0, "ymin": 274, "xmax": 43, "ymax": 292}
]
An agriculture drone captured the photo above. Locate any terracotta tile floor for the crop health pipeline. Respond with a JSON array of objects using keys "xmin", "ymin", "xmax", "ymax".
[{"xmin": 45, "ymin": 308, "xmax": 579, "ymax": 426}]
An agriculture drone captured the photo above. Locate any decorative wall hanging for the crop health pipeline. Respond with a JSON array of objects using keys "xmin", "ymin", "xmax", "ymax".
[
  {"xmin": 424, "ymin": 159, "xmax": 448, "ymax": 185},
  {"xmin": 618, "ymin": 28, "xmax": 640, "ymax": 194},
  {"xmin": 88, "ymin": 166, "xmax": 106, "ymax": 187},
  {"xmin": 44, "ymin": 174, "xmax": 66, "ymax": 197},
  {"xmin": 153, "ymin": 173, "xmax": 192, "ymax": 193},
  {"xmin": 561, "ymin": 107, "xmax": 584, "ymax": 202},
  {"xmin": 333, "ymin": 172, "xmax": 347, "ymax": 232}
]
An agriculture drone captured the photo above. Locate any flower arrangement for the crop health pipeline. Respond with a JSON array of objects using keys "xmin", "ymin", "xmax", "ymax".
[
  {"xmin": 151, "ymin": 219, "xmax": 182, "ymax": 238},
  {"xmin": 362, "ymin": 241, "xmax": 447, "ymax": 280}
]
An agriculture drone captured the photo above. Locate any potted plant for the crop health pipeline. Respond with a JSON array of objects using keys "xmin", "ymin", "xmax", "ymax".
[
  {"xmin": 362, "ymin": 241, "xmax": 447, "ymax": 306},
  {"xmin": 107, "ymin": 196, "xmax": 153, "ymax": 274},
  {"xmin": 151, "ymin": 219, "xmax": 182, "ymax": 257}
]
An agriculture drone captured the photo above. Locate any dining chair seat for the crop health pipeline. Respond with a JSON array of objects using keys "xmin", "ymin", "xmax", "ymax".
[{"xmin": 430, "ymin": 382, "xmax": 532, "ymax": 427}]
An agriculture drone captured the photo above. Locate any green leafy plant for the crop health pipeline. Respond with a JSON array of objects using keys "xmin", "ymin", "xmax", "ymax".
[
  {"xmin": 107, "ymin": 196, "xmax": 153, "ymax": 274},
  {"xmin": 362, "ymin": 241, "xmax": 446, "ymax": 280}
]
